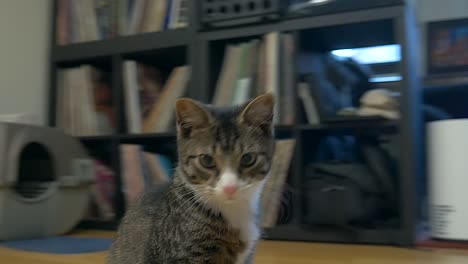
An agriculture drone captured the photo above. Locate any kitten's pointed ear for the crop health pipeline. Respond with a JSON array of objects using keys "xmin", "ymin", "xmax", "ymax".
[
  {"xmin": 175, "ymin": 98, "xmax": 212, "ymax": 137},
  {"xmin": 239, "ymin": 93, "xmax": 275, "ymax": 131}
]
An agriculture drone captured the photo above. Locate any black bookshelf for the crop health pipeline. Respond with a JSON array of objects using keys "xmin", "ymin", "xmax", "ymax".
[
  {"xmin": 48, "ymin": 1, "xmax": 423, "ymax": 246},
  {"xmin": 53, "ymin": 29, "xmax": 191, "ymax": 63}
]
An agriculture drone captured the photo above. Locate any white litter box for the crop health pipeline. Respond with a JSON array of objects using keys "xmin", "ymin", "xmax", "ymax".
[{"xmin": 0, "ymin": 123, "xmax": 93, "ymax": 240}]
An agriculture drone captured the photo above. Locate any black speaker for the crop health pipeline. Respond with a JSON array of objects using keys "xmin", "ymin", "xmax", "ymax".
[{"xmin": 199, "ymin": 0, "xmax": 287, "ymax": 30}]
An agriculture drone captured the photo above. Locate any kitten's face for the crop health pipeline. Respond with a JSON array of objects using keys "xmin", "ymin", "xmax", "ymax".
[{"xmin": 175, "ymin": 94, "xmax": 275, "ymax": 203}]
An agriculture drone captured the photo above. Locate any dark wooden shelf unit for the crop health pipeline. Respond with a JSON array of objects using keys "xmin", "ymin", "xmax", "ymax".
[{"xmin": 48, "ymin": 1, "xmax": 423, "ymax": 247}]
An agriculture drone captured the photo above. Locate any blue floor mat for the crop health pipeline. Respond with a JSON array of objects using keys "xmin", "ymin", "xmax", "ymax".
[{"xmin": 0, "ymin": 236, "xmax": 113, "ymax": 254}]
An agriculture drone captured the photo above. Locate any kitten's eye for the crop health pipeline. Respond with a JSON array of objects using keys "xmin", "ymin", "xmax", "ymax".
[
  {"xmin": 199, "ymin": 154, "xmax": 216, "ymax": 169},
  {"xmin": 240, "ymin": 153, "xmax": 257, "ymax": 167}
]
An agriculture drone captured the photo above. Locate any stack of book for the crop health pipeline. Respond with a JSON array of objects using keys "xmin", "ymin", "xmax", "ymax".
[
  {"xmin": 56, "ymin": 65, "xmax": 116, "ymax": 136},
  {"xmin": 212, "ymin": 32, "xmax": 296, "ymax": 125},
  {"xmin": 260, "ymin": 139, "xmax": 296, "ymax": 228},
  {"xmin": 121, "ymin": 0, "xmax": 189, "ymax": 36},
  {"xmin": 123, "ymin": 62, "xmax": 191, "ymax": 133},
  {"xmin": 120, "ymin": 145, "xmax": 173, "ymax": 207},
  {"xmin": 56, "ymin": 0, "xmax": 189, "ymax": 45},
  {"xmin": 86, "ymin": 160, "xmax": 116, "ymax": 221}
]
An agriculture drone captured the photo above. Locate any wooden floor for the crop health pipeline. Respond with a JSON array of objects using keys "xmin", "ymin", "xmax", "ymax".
[{"xmin": 1, "ymin": 230, "xmax": 468, "ymax": 264}]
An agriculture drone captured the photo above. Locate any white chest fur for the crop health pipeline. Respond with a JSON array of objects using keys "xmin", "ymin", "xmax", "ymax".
[
  {"xmin": 207, "ymin": 169, "xmax": 266, "ymax": 263},
  {"xmin": 218, "ymin": 199, "xmax": 259, "ymax": 264},
  {"xmin": 214, "ymin": 188, "xmax": 260, "ymax": 264}
]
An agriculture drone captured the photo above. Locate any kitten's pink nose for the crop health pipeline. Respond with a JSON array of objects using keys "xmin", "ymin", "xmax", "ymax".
[{"xmin": 223, "ymin": 185, "xmax": 238, "ymax": 197}]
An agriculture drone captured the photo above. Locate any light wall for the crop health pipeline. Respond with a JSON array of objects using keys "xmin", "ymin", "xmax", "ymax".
[
  {"xmin": 0, "ymin": 0, "xmax": 52, "ymax": 125},
  {"xmin": 416, "ymin": 0, "xmax": 468, "ymax": 22}
]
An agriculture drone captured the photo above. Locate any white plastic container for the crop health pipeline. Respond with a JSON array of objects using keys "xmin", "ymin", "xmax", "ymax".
[
  {"xmin": 427, "ymin": 119, "xmax": 468, "ymax": 240},
  {"xmin": 0, "ymin": 123, "xmax": 93, "ymax": 240}
]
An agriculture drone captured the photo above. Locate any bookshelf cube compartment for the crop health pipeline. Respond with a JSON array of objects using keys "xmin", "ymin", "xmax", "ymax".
[
  {"xmin": 54, "ymin": 59, "xmax": 117, "ymax": 137},
  {"xmin": 297, "ymin": 127, "xmax": 401, "ymax": 243},
  {"xmin": 206, "ymin": 35, "xmax": 264, "ymax": 101},
  {"xmin": 296, "ymin": 19, "xmax": 402, "ymax": 125},
  {"xmin": 120, "ymin": 46, "xmax": 191, "ymax": 135},
  {"xmin": 206, "ymin": 31, "xmax": 298, "ymax": 126}
]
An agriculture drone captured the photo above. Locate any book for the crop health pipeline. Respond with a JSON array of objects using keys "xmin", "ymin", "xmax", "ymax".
[
  {"xmin": 56, "ymin": 66, "xmax": 114, "ymax": 136},
  {"xmin": 213, "ymin": 45, "xmax": 242, "ymax": 106},
  {"xmin": 56, "ymin": 70, "xmax": 65, "ymax": 131},
  {"xmin": 168, "ymin": 0, "xmax": 181, "ymax": 29},
  {"xmin": 94, "ymin": 0, "xmax": 115, "ymax": 39},
  {"xmin": 138, "ymin": 64, "xmax": 165, "ymax": 121},
  {"xmin": 280, "ymin": 33, "xmax": 296, "ymax": 125},
  {"xmin": 120, "ymin": 144, "xmax": 146, "ymax": 207},
  {"xmin": 124, "ymin": 62, "xmax": 189, "ymax": 134},
  {"xmin": 123, "ymin": 61, "xmax": 143, "ymax": 133},
  {"xmin": 56, "ymin": 0, "xmax": 188, "ymax": 44},
  {"xmin": 92, "ymin": 69, "xmax": 117, "ymax": 133},
  {"xmin": 67, "ymin": 68, "xmax": 81, "ymax": 135},
  {"xmin": 72, "ymin": 70, "xmax": 81, "ymax": 135},
  {"xmin": 71, "ymin": 1, "xmax": 85, "ymax": 42},
  {"xmin": 81, "ymin": 66, "xmax": 98, "ymax": 135},
  {"xmin": 127, "ymin": 0, "xmax": 147, "ymax": 35},
  {"xmin": 118, "ymin": 0, "xmax": 130, "ymax": 35},
  {"xmin": 212, "ymin": 32, "xmax": 286, "ymax": 116},
  {"xmin": 87, "ymin": 160, "xmax": 116, "ymax": 220},
  {"xmin": 261, "ymin": 139, "xmax": 296, "ymax": 228},
  {"xmin": 248, "ymin": 39, "xmax": 260, "ymax": 98},
  {"xmin": 231, "ymin": 39, "xmax": 259, "ymax": 105},
  {"xmin": 163, "ymin": 0, "xmax": 174, "ymax": 29},
  {"xmin": 232, "ymin": 43, "xmax": 251, "ymax": 105},
  {"xmin": 256, "ymin": 40, "xmax": 266, "ymax": 96},
  {"xmin": 86, "ymin": 0, "xmax": 100, "ymax": 40},
  {"xmin": 157, "ymin": 154, "xmax": 173, "ymax": 178},
  {"xmin": 141, "ymin": 0, "xmax": 167, "ymax": 33},
  {"xmin": 67, "ymin": 0, "xmax": 99, "ymax": 43},
  {"xmin": 212, "ymin": 45, "xmax": 234, "ymax": 106},
  {"xmin": 69, "ymin": 0, "xmax": 79, "ymax": 42},
  {"xmin": 56, "ymin": 0, "xmax": 70, "ymax": 45},
  {"xmin": 143, "ymin": 66, "xmax": 191, "ymax": 133},
  {"xmin": 78, "ymin": 0, "xmax": 100, "ymax": 42},
  {"xmin": 210, "ymin": 31, "xmax": 291, "ymax": 114},
  {"xmin": 168, "ymin": 0, "xmax": 189, "ymax": 29},
  {"xmin": 298, "ymin": 82, "xmax": 320, "ymax": 124},
  {"xmin": 264, "ymin": 32, "xmax": 280, "ymax": 124},
  {"xmin": 143, "ymin": 152, "xmax": 172, "ymax": 184},
  {"xmin": 175, "ymin": 0, "xmax": 189, "ymax": 29}
]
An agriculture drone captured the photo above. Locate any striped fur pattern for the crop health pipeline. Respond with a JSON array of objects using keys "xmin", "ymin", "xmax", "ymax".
[{"xmin": 108, "ymin": 94, "xmax": 275, "ymax": 264}]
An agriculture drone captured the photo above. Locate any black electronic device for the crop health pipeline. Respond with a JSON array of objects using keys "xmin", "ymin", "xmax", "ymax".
[{"xmin": 289, "ymin": 0, "xmax": 404, "ymax": 17}]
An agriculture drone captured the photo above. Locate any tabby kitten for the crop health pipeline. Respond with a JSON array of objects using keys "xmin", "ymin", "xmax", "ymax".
[{"xmin": 107, "ymin": 94, "xmax": 275, "ymax": 264}]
